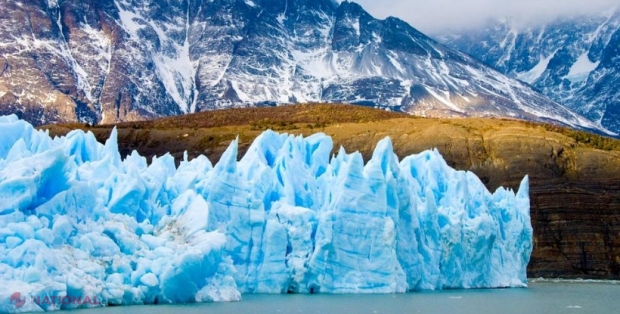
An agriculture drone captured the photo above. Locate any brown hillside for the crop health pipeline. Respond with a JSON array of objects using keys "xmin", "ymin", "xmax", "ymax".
[{"xmin": 41, "ymin": 103, "xmax": 620, "ymax": 279}]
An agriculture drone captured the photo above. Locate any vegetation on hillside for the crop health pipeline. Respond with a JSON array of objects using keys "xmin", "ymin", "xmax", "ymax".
[{"xmin": 40, "ymin": 104, "xmax": 620, "ymax": 160}]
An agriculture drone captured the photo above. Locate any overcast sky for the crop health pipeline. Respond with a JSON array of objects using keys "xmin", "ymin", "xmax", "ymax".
[{"xmin": 354, "ymin": 0, "xmax": 619, "ymax": 34}]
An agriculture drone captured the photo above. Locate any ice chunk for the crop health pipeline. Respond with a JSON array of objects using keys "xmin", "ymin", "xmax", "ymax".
[
  {"xmin": 0, "ymin": 116, "xmax": 532, "ymax": 312},
  {"xmin": 0, "ymin": 148, "xmax": 70, "ymax": 215},
  {"xmin": 170, "ymin": 191, "xmax": 210, "ymax": 237},
  {"xmin": 139, "ymin": 273, "xmax": 159, "ymax": 288}
]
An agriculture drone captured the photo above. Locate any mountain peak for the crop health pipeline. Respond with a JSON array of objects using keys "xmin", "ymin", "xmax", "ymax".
[
  {"xmin": 439, "ymin": 9, "xmax": 620, "ymax": 134},
  {"xmin": 0, "ymin": 0, "xmax": 609, "ymax": 135}
]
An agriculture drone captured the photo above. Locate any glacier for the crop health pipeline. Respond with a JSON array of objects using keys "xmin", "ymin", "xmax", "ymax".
[{"xmin": 0, "ymin": 115, "xmax": 532, "ymax": 312}]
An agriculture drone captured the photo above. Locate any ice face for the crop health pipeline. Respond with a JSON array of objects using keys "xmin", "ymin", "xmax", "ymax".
[{"xmin": 0, "ymin": 115, "xmax": 532, "ymax": 312}]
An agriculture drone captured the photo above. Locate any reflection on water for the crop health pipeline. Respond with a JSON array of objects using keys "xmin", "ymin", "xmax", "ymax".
[{"xmin": 71, "ymin": 281, "xmax": 620, "ymax": 314}]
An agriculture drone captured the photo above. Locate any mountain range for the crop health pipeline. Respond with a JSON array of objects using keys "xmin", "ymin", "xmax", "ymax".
[
  {"xmin": 440, "ymin": 8, "xmax": 620, "ymax": 134},
  {"xmin": 0, "ymin": 0, "xmax": 607, "ymax": 134}
]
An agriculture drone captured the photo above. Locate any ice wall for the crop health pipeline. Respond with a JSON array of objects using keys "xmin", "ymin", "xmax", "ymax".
[{"xmin": 0, "ymin": 115, "xmax": 532, "ymax": 312}]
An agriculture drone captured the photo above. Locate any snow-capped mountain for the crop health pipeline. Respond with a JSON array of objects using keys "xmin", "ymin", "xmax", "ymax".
[
  {"xmin": 0, "ymin": 0, "xmax": 605, "ymax": 133},
  {"xmin": 440, "ymin": 8, "xmax": 620, "ymax": 133}
]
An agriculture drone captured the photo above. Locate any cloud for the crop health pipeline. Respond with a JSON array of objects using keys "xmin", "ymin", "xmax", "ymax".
[{"xmin": 353, "ymin": 0, "xmax": 618, "ymax": 34}]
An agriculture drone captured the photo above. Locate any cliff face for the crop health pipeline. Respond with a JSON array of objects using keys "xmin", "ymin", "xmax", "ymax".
[
  {"xmin": 41, "ymin": 104, "xmax": 620, "ymax": 278},
  {"xmin": 384, "ymin": 123, "xmax": 620, "ymax": 278}
]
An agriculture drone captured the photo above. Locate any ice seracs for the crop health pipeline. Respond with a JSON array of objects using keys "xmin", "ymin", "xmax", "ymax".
[{"xmin": 0, "ymin": 115, "xmax": 532, "ymax": 312}]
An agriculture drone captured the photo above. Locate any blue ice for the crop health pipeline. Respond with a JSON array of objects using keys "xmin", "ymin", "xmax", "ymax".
[{"xmin": 0, "ymin": 115, "xmax": 532, "ymax": 312}]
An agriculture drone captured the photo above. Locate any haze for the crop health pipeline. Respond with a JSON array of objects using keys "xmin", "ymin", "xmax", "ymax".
[{"xmin": 353, "ymin": 0, "xmax": 619, "ymax": 34}]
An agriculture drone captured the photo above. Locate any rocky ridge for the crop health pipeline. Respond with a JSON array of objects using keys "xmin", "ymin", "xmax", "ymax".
[
  {"xmin": 0, "ymin": 0, "xmax": 606, "ymax": 135},
  {"xmin": 440, "ymin": 8, "xmax": 620, "ymax": 134}
]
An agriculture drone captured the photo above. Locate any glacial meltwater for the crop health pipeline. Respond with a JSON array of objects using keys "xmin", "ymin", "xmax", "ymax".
[{"xmin": 68, "ymin": 281, "xmax": 619, "ymax": 314}]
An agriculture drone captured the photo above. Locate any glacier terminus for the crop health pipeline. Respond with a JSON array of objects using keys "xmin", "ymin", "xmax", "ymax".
[{"xmin": 0, "ymin": 115, "xmax": 532, "ymax": 312}]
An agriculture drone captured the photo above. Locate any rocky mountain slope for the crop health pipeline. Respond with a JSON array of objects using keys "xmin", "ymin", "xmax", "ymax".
[
  {"xmin": 43, "ymin": 104, "xmax": 620, "ymax": 279},
  {"xmin": 0, "ymin": 0, "xmax": 605, "ymax": 133},
  {"xmin": 440, "ymin": 8, "xmax": 620, "ymax": 133}
]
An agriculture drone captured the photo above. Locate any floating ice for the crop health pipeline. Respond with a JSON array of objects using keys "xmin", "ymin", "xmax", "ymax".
[{"xmin": 0, "ymin": 115, "xmax": 532, "ymax": 312}]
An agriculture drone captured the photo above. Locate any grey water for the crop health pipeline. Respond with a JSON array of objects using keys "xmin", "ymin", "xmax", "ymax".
[{"xmin": 71, "ymin": 281, "xmax": 620, "ymax": 314}]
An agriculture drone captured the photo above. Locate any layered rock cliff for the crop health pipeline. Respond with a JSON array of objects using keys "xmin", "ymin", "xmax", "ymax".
[{"xmin": 42, "ymin": 104, "xmax": 620, "ymax": 279}]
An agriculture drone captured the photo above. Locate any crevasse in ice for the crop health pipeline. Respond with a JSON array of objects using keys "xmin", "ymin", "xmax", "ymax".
[{"xmin": 0, "ymin": 115, "xmax": 532, "ymax": 312}]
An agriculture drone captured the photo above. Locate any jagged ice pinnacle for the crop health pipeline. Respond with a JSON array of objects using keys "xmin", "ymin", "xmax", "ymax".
[{"xmin": 0, "ymin": 115, "xmax": 532, "ymax": 312}]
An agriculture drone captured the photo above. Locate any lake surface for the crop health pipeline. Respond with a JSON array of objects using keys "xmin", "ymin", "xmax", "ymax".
[{"xmin": 71, "ymin": 280, "xmax": 620, "ymax": 314}]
